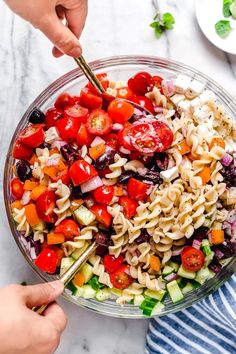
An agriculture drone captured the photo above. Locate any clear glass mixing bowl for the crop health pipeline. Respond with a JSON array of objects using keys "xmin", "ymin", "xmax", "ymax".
[{"xmin": 4, "ymin": 56, "xmax": 236, "ymax": 318}]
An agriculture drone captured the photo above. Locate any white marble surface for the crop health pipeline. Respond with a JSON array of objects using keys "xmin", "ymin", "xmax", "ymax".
[{"xmin": 0, "ymin": 0, "xmax": 236, "ymax": 353}]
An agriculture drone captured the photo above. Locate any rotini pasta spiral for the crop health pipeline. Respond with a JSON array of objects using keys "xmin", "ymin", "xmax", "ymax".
[{"xmin": 49, "ymin": 180, "xmax": 71, "ymax": 225}]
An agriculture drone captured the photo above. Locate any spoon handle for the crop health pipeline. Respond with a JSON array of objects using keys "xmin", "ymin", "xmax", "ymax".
[{"xmin": 32, "ymin": 242, "xmax": 97, "ymax": 315}]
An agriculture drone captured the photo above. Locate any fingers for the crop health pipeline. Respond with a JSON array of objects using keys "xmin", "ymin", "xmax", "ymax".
[
  {"xmin": 44, "ymin": 302, "xmax": 68, "ymax": 333},
  {"xmin": 23, "ymin": 281, "xmax": 64, "ymax": 308},
  {"xmin": 38, "ymin": 13, "xmax": 82, "ymax": 57}
]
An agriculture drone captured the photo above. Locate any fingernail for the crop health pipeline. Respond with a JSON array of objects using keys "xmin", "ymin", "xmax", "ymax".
[
  {"xmin": 50, "ymin": 280, "xmax": 64, "ymax": 292},
  {"xmin": 67, "ymin": 46, "xmax": 82, "ymax": 58}
]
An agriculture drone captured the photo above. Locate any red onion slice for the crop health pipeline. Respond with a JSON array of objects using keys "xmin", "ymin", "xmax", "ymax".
[
  {"xmin": 164, "ymin": 273, "xmax": 178, "ymax": 282},
  {"xmin": 221, "ymin": 153, "xmax": 233, "ymax": 167},
  {"xmin": 90, "ymin": 136, "xmax": 106, "ymax": 147},
  {"xmin": 172, "ymin": 247, "xmax": 185, "ymax": 256},
  {"xmin": 192, "ymin": 239, "xmax": 202, "ymax": 250},
  {"xmin": 161, "ymin": 80, "xmax": 175, "ymax": 97},
  {"xmin": 80, "ymin": 176, "xmax": 103, "ymax": 193},
  {"xmin": 21, "ymin": 191, "xmax": 31, "ymax": 206}
]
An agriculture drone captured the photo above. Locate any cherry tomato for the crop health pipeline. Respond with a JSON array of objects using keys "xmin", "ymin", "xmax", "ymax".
[
  {"xmin": 34, "ymin": 248, "xmax": 58, "ymax": 273},
  {"xmin": 107, "ymin": 99, "xmax": 134, "ymax": 124},
  {"xmin": 86, "ymin": 73, "xmax": 109, "ymax": 94},
  {"xmin": 181, "ymin": 246, "xmax": 205, "ymax": 272},
  {"xmin": 51, "ymin": 168, "xmax": 71, "ymax": 185},
  {"xmin": 55, "ymin": 117, "xmax": 80, "ymax": 143},
  {"xmin": 70, "ymin": 95, "xmax": 81, "ymax": 105},
  {"xmin": 19, "ymin": 124, "xmax": 44, "ymax": 148},
  {"xmin": 86, "ymin": 109, "xmax": 112, "ymax": 136},
  {"xmin": 69, "ymin": 160, "xmax": 98, "ymax": 186},
  {"xmin": 45, "ymin": 107, "xmax": 63, "ymax": 129},
  {"xmin": 80, "ymin": 88, "xmax": 103, "ymax": 110},
  {"xmin": 103, "ymin": 254, "xmax": 124, "ymax": 274},
  {"xmin": 116, "ymin": 87, "xmax": 134, "ymax": 100},
  {"xmin": 119, "ymin": 196, "xmax": 138, "ymax": 219},
  {"xmin": 118, "ymin": 125, "xmax": 133, "ymax": 150},
  {"xmin": 127, "ymin": 178, "xmax": 148, "ymax": 201},
  {"xmin": 54, "ymin": 93, "xmax": 73, "ymax": 110},
  {"xmin": 90, "ymin": 205, "xmax": 112, "ymax": 228},
  {"xmin": 12, "ymin": 140, "xmax": 33, "ymax": 160},
  {"xmin": 128, "ymin": 71, "xmax": 154, "ymax": 95},
  {"xmin": 104, "ymin": 133, "xmax": 119, "ymax": 151},
  {"xmin": 76, "ymin": 123, "xmax": 93, "ymax": 147},
  {"xmin": 132, "ymin": 134, "xmax": 161, "ymax": 154},
  {"xmin": 55, "ymin": 219, "xmax": 80, "ymax": 240},
  {"xmin": 110, "ymin": 264, "xmax": 133, "ymax": 289},
  {"xmin": 36, "ymin": 190, "xmax": 57, "ymax": 224},
  {"xmin": 64, "ymin": 104, "xmax": 89, "ymax": 123},
  {"xmin": 131, "ymin": 96, "xmax": 155, "ymax": 114},
  {"xmin": 94, "ymin": 185, "xmax": 114, "ymax": 205},
  {"xmin": 151, "ymin": 121, "xmax": 173, "ymax": 151},
  {"xmin": 152, "ymin": 75, "xmax": 163, "ymax": 89},
  {"xmin": 11, "ymin": 178, "xmax": 24, "ymax": 199}
]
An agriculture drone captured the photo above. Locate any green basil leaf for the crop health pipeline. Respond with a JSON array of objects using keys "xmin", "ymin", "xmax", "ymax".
[
  {"xmin": 163, "ymin": 12, "xmax": 175, "ymax": 29},
  {"xmin": 229, "ymin": 0, "xmax": 236, "ymax": 17},
  {"xmin": 215, "ymin": 20, "xmax": 232, "ymax": 38},
  {"xmin": 223, "ymin": 0, "xmax": 233, "ymax": 17}
]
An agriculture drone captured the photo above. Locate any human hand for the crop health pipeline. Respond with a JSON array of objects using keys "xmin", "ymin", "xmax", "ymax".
[
  {"xmin": 0, "ymin": 281, "xmax": 67, "ymax": 354},
  {"xmin": 4, "ymin": 0, "xmax": 88, "ymax": 57}
]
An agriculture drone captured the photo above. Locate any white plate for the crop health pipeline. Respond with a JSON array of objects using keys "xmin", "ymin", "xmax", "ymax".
[{"xmin": 195, "ymin": 0, "xmax": 236, "ymax": 54}]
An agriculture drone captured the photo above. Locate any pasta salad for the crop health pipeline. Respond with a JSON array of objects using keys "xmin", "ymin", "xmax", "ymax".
[{"xmin": 10, "ymin": 71, "xmax": 236, "ymax": 316}]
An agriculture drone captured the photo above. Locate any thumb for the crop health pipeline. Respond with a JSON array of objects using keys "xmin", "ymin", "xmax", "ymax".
[
  {"xmin": 38, "ymin": 13, "xmax": 82, "ymax": 57},
  {"xmin": 23, "ymin": 281, "xmax": 64, "ymax": 308}
]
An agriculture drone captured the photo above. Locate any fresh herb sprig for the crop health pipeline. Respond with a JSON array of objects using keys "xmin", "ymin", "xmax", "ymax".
[
  {"xmin": 150, "ymin": 12, "xmax": 175, "ymax": 39},
  {"xmin": 215, "ymin": 0, "xmax": 236, "ymax": 38}
]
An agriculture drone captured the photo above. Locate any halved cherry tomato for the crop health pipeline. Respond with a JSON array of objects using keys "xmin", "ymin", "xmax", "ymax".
[
  {"xmin": 11, "ymin": 178, "xmax": 24, "ymax": 199},
  {"xmin": 128, "ymin": 71, "xmax": 154, "ymax": 95},
  {"xmin": 116, "ymin": 87, "xmax": 133, "ymax": 100},
  {"xmin": 127, "ymin": 178, "xmax": 148, "ymax": 201},
  {"xmin": 86, "ymin": 73, "xmax": 109, "ymax": 94},
  {"xmin": 55, "ymin": 219, "xmax": 80, "ymax": 240},
  {"xmin": 131, "ymin": 96, "xmax": 155, "ymax": 114},
  {"xmin": 153, "ymin": 75, "xmax": 163, "ymax": 89},
  {"xmin": 104, "ymin": 133, "xmax": 119, "ymax": 151},
  {"xmin": 94, "ymin": 185, "xmax": 114, "ymax": 205},
  {"xmin": 107, "ymin": 99, "xmax": 134, "ymax": 124},
  {"xmin": 151, "ymin": 120, "xmax": 173, "ymax": 151},
  {"xmin": 34, "ymin": 248, "xmax": 58, "ymax": 273},
  {"xmin": 54, "ymin": 93, "xmax": 73, "ymax": 110},
  {"xmin": 181, "ymin": 246, "xmax": 205, "ymax": 272},
  {"xmin": 19, "ymin": 125, "xmax": 44, "ymax": 148},
  {"xmin": 90, "ymin": 205, "xmax": 112, "ymax": 228},
  {"xmin": 51, "ymin": 168, "xmax": 71, "ymax": 185},
  {"xmin": 118, "ymin": 124, "xmax": 133, "ymax": 150},
  {"xmin": 64, "ymin": 104, "xmax": 89, "ymax": 123},
  {"xmin": 110, "ymin": 264, "xmax": 133, "ymax": 289},
  {"xmin": 132, "ymin": 134, "xmax": 161, "ymax": 154},
  {"xmin": 70, "ymin": 95, "xmax": 81, "ymax": 105},
  {"xmin": 86, "ymin": 109, "xmax": 112, "ymax": 136},
  {"xmin": 45, "ymin": 107, "xmax": 63, "ymax": 129},
  {"xmin": 36, "ymin": 190, "xmax": 57, "ymax": 224},
  {"xmin": 69, "ymin": 160, "xmax": 98, "ymax": 186},
  {"xmin": 55, "ymin": 116, "xmax": 80, "ymax": 143},
  {"xmin": 13, "ymin": 140, "xmax": 33, "ymax": 160},
  {"xmin": 103, "ymin": 254, "xmax": 124, "ymax": 274},
  {"xmin": 80, "ymin": 88, "xmax": 103, "ymax": 110},
  {"xmin": 76, "ymin": 123, "xmax": 93, "ymax": 147},
  {"xmin": 119, "ymin": 196, "xmax": 138, "ymax": 219}
]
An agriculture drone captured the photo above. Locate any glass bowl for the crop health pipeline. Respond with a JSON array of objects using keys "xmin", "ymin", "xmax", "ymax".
[{"xmin": 4, "ymin": 55, "xmax": 236, "ymax": 318}]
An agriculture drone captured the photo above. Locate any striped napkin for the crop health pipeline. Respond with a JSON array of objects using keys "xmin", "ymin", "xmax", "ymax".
[{"xmin": 145, "ymin": 274, "xmax": 236, "ymax": 354}]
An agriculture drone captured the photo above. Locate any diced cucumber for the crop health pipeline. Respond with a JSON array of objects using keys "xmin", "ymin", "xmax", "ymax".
[
  {"xmin": 168, "ymin": 261, "xmax": 180, "ymax": 272},
  {"xmin": 151, "ymin": 302, "xmax": 165, "ymax": 316},
  {"xmin": 167, "ymin": 280, "xmax": 184, "ymax": 303},
  {"xmin": 162, "ymin": 265, "xmax": 174, "ymax": 275},
  {"xmin": 71, "ymin": 244, "xmax": 88, "ymax": 260},
  {"xmin": 60, "ymin": 257, "xmax": 74, "ymax": 276},
  {"xmin": 201, "ymin": 239, "xmax": 212, "ymax": 256},
  {"xmin": 195, "ymin": 267, "xmax": 212, "ymax": 285},
  {"xmin": 88, "ymin": 276, "xmax": 104, "ymax": 290},
  {"xmin": 110, "ymin": 288, "xmax": 123, "ymax": 297},
  {"xmin": 74, "ymin": 286, "xmax": 84, "ymax": 297},
  {"xmin": 192, "ymin": 280, "xmax": 201, "ymax": 289},
  {"xmin": 81, "ymin": 285, "xmax": 96, "ymax": 299},
  {"xmin": 80, "ymin": 263, "xmax": 94, "ymax": 283},
  {"xmin": 144, "ymin": 289, "xmax": 167, "ymax": 301},
  {"xmin": 95, "ymin": 288, "xmax": 111, "ymax": 301},
  {"xmin": 203, "ymin": 217, "xmax": 212, "ymax": 227},
  {"xmin": 204, "ymin": 251, "xmax": 215, "ymax": 266},
  {"xmin": 177, "ymin": 265, "xmax": 196, "ymax": 279},
  {"xmin": 134, "ymin": 295, "xmax": 145, "ymax": 306},
  {"xmin": 74, "ymin": 205, "xmax": 96, "ymax": 226},
  {"xmin": 182, "ymin": 282, "xmax": 194, "ymax": 295},
  {"xmin": 32, "ymin": 221, "xmax": 46, "ymax": 231},
  {"xmin": 219, "ymin": 257, "xmax": 232, "ymax": 266}
]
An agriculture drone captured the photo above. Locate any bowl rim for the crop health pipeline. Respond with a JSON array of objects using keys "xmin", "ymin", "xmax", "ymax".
[{"xmin": 4, "ymin": 54, "xmax": 236, "ymax": 319}]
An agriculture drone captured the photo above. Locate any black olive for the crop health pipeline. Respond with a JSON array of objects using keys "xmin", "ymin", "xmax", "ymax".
[
  {"xmin": 16, "ymin": 160, "xmax": 32, "ymax": 182},
  {"xmin": 28, "ymin": 108, "xmax": 45, "ymax": 124},
  {"xmin": 147, "ymin": 152, "xmax": 169, "ymax": 172},
  {"xmin": 94, "ymin": 149, "xmax": 115, "ymax": 170},
  {"xmin": 136, "ymin": 170, "xmax": 162, "ymax": 184},
  {"xmin": 60, "ymin": 144, "xmax": 80, "ymax": 165},
  {"xmin": 117, "ymin": 171, "xmax": 137, "ymax": 184},
  {"xmin": 135, "ymin": 229, "xmax": 151, "ymax": 244},
  {"xmin": 27, "ymin": 235, "xmax": 42, "ymax": 256}
]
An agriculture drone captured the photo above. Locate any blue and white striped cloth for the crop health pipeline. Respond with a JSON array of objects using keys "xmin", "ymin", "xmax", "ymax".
[{"xmin": 146, "ymin": 274, "xmax": 236, "ymax": 354}]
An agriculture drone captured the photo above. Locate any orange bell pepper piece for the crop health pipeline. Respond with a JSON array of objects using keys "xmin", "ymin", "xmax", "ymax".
[
  {"xmin": 177, "ymin": 139, "xmax": 191, "ymax": 155},
  {"xmin": 114, "ymin": 186, "xmax": 124, "ymax": 196},
  {"xmin": 23, "ymin": 180, "xmax": 39, "ymax": 191},
  {"xmin": 209, "ymin": 137, "xmax": 225, "ymax": 150},
  {"xmin": 42, "ymin": 166, "xmax": 58, "ymax": 179},
  {"xmin": 150, "ymin": 255, "xmax": 161, "ymax": 271},
  {"xmin": 197, "ymin": 167, "xmax": 211, "ymax": 185},
  {"xmin": 24, "ymin": 204, "xmax": 41, "ymax": 226},
  {"xmin": 211, "ymin": 230, "xmax": 225, "ymax": 245},
  {"xmin": 47, "ymin": 233, "xmax": 65, "ymax": 245},
  {"xmin": 28, "ymin": 153, "xmax": 39, "ymax": 165},
  {"xmin": 73, "ymin": 272, "xmax": 85, "ymax": 287},
  {"xmin": 89, "ymin": 144, "xmax": 106, "ymax": 160},
  {"xmin": 30, "ymin": 185, "xmax": 47, "ymax": 201},
  {"xmin": 11, "ymin": 200, "xmax": 23, "ymax": 210}
]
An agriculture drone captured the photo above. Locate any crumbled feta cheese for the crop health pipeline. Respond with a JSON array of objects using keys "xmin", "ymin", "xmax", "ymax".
[
  {"xmin": 193, "ymin": 105, "xmax": 212, "ymax": 123},
  {"xmin": 189, "ymin": 97, "xmax": 201, "ymax": 110},
  {"xmin": 197, "ymin": 123, "xmax": 215, "ymax": 138},
  {"xmin": 199, "ymin": 90, "xmax": 216, "ymax": 104},
  {"xmin": 174, "ymin": 74, "xmax": 192, "ymax": 94},
  {"xmin": 160, "ymin": 166, "xmax": 179, "ymax": 182},
  {"xmin": 225, "ymin": 139, "xmax": 236, "ymax": 153},
  {"xmin": 45, "ymin": 127, "xmax": 60, "ymax": 143},
  {"xmin": 185, "ymin": 80, "xmax": 205, "ymax": 99},
  {"xmin": 170, "ymin": 94, "xmax": 185, "ymax": 105},
  {"xmin": 177, "ymin": 100, "xmax": 191, "ymax": 113}
]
